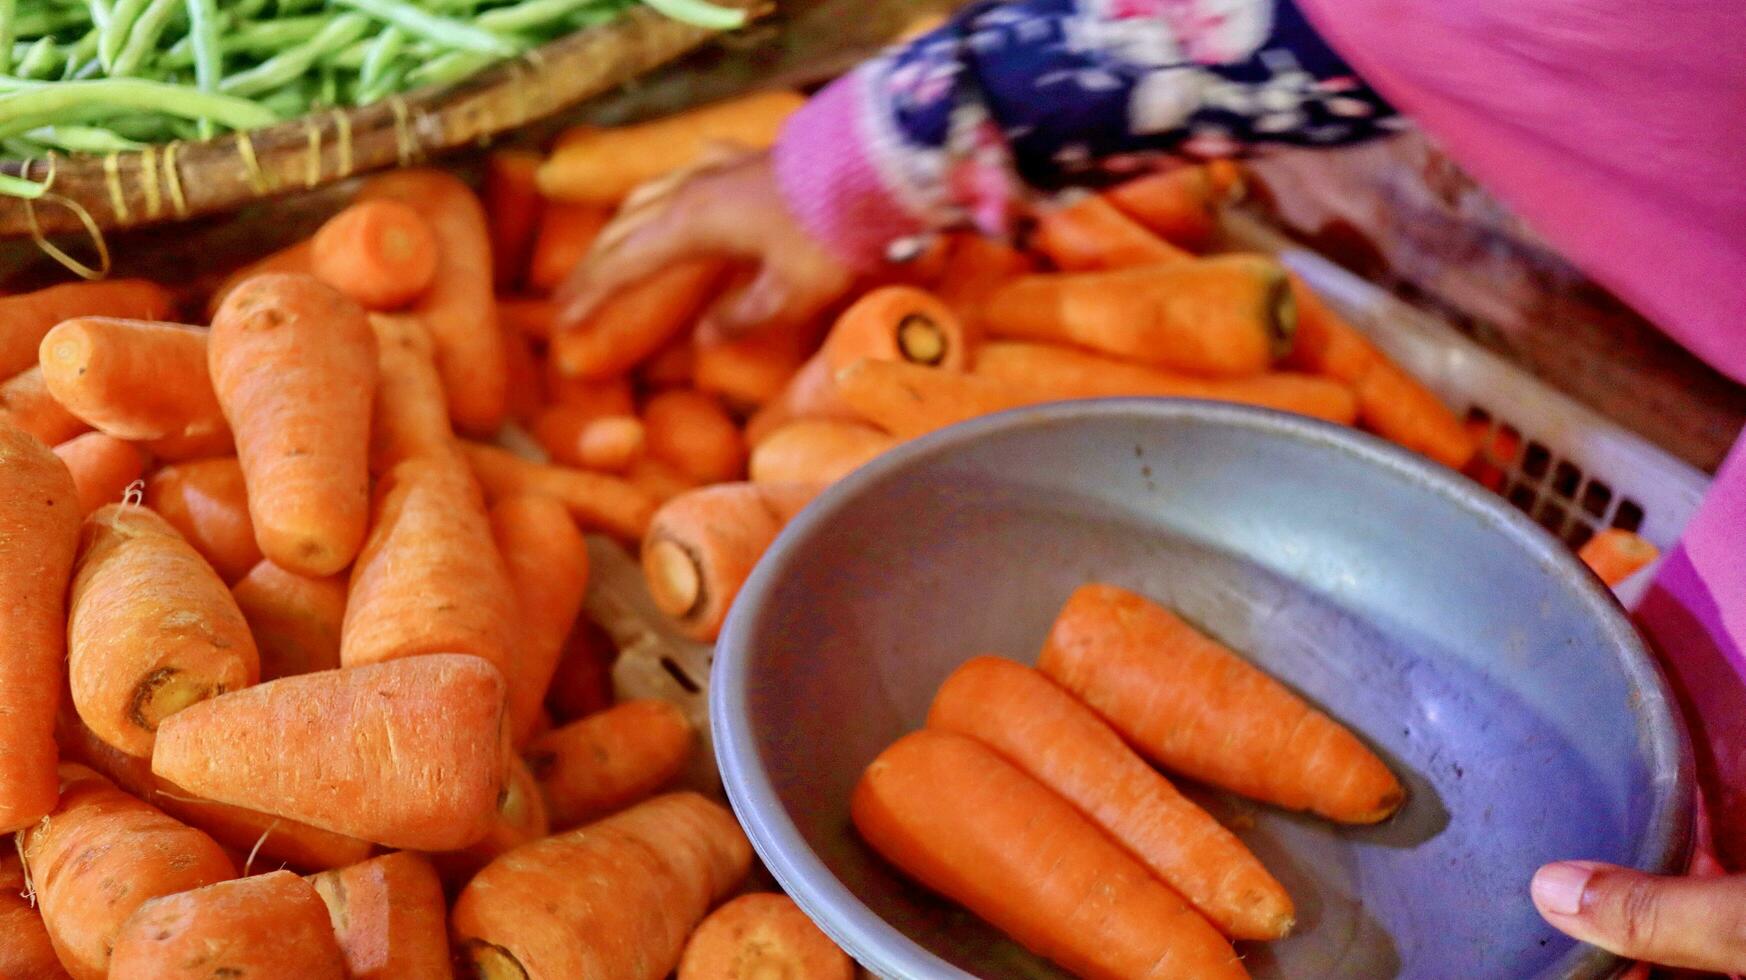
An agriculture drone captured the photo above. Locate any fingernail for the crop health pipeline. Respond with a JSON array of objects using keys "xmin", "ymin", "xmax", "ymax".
[{"xmin": 1532, "ymin": 863, "xmax": 1593, "ymax": 917}]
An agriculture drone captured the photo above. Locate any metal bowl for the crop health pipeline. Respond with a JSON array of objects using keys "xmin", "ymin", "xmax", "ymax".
[{"xmin": 713, "ymin": 400, "xmax": 1692, "ymax": 980}]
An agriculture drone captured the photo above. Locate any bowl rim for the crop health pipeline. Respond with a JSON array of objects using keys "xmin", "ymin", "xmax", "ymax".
[{"xmin": 712, "ymin": 398, "xmax": 1695, "ymax": 980}]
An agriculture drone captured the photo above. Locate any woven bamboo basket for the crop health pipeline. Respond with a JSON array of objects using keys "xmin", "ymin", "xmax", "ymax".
[{"xmin": 0, "ymin": 0, "xmax": 765, "ymax": 247}]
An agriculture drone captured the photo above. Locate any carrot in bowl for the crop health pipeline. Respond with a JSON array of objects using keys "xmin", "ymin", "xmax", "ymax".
[
  {"xmin": 0, "ymin": 421, "xmax": 81, "ymax": 833},
  {"xmin": 853, "ymin": 731, "xmax": 1248, "ymax": 980},
  {"xmin": 0, "ymin": 851, "xmax": 68, "ymax": 980},
  {"xmin": 211, "ymin": 273, "xmax": 377, "ymax": 577},
  {"xmin": 0, "ymin": 365, "xmax": 90, "ymax": 445},
  {"xmin": 151, "ymin": 654, "xmax": 508, "ymax": 851},
  {"xmin": 0, "ymin": 278, "xmax": 175, "ymax": 379},
  {"xmin": 53, "ymin": 432, "xmax": 146, "ymax": 516},
  {"xmin": 524, "ymin": 699, "xmax": 694, "ymax": 830},
  {"xmin": 749, "ymin": 418, "xmax": 896, "ymax": 486},
  {"xmin": 643, "ymin": 388, "xmax": 746, "ymax": 484},
  {"xmin": 491, "ymin": 494, "xmax": 591, "ymax": 746},
  {"xmin": 38, "ymin": 317, "xmax": 229, "ymax": 455},
  {"xmin": 929, "ymin": 656, "xmax": 1294, "ymax": 940},
  {"xmin": 312, "ymin": 198, "xmax": 441, "ymax": 311},
  {"xmin": 462, "ymin": 441, "xmax": 657, "ymax": 541},
  {"xmin": 1579, "ymin": 528, "xmax": 1660, "ymax": 587},
  {"xmin": 1031, "ymin": 192, "xmax": 1191, "ymax": 272},
  {"xmin": 550, "ymin": 259, "xmax": 728, "ymax": 380},
  {"xmin": 1039, "ymin": 583, "xmax": 1405, "ymax": 824},
  {"xmin": 143, "ymin": 456, "xmax": 261, "ymax": 583},
  {"xmin": 109, "ymin": 870, "xmax": 348, "ymax": 980},
  {"xmin": 678, "ymin": 893, "xmax": 854, "ymax": 980},
  {"xmin": 451, "ymin": 792, "xmax": 751, "ymax": 980},
  {"xmin": 232, "ymin": 560, "xmax": 346, "ymax": 680},
  {"xmin": 309, "ymin": 852, "xmax": 452, "ymax": 980},
  {"xmin": 982, "ymin": 255, "xmax": 1295, "ymax": 377},
  {"xmin": 69, "ymin": 504, "xmax": 260, "ymax": 758},
  {"xmin": 528, "ymin": 202, "xmax": 610, "ymax": 293}
]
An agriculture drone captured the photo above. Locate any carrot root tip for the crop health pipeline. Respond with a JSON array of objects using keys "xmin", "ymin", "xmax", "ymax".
[
  {"xmin": 458, "ymin": 939, "xmax": 531, "ymax": 980},
  {"xmin": 896, "ymin": 314, "xmax": 948, "ymax": 366},
  {"xmin": 646, "ymin": 537, "xmax": 704, "ymax": 619},
  {"xmin": 129, "ymin": 667, "xmax": 217, "ymax": 733}
]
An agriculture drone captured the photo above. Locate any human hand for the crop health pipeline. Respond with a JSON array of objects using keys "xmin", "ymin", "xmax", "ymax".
[
  {"xmin": 553, "ymin": 148, "xmax": 854, "ymax": 343},
  {"xmin": 1531, "ymin": 860, "xmax": 1746, "ymax": 973}
]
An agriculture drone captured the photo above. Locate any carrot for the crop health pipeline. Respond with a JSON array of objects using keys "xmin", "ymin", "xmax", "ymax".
[
  {"xmin": 360, "ymin": 170, "xmax": 507, "ymax": 435},
  {"xmin": 1103, "ymin": 165, "xmax": 1222, "ymax": 249},
  {"xmin": 1032, "ymin": 193, "xmax": 1191, "ymax": 272},
  {"xmin": 53, "ymin": 432, "xmax": 144, "ymax": 516},
  {"xmin": 312, "ymin": 198, "xmax": 441, "ymax": 311},
  {"xmin": 578, "ymin": 415, "xmax": 646, "ymax": 472},
  {"xmin": 430, "ymin": 753, "xmax": 551, "ymax": 888},
  {"xmin": 1283, "ymin": 278, "xmax": 1474, "ymax": 468},
  {"xmin": 537, "ymin": 90, "xmax": 807, "ymax": 204},
  {"xmin": 982, "ymin": 255, "xmax": 1295, "ymax": 377},
  {"xmin": 0, "ymin": 366, "xmax": 89, "ymax": 445},
  {"xmin": 936, "ymin": 234, "xmax": 1036, "ymax": 337},
  {"xmin": 308, "ymin": 852, "xmax": 452, "ymax": 980},
  {"xmin": 1039, "ymin": 583, "xmax": 1404, "ymax": 823},
  {"xmin": 211, "ymin": 274, "xmax": 376, "ymax": 576},
  {"xmin": 500, "ymin": 312, "xmax": 546, "ymax": 425},
  {"xmin": 498, "ymin": 295, "xmax": 559, "ymax": 341},
  {"xmin": 0, "ymin": 851, "xmax": 69, "ymax": 980},
  {"xmin": 109, "ymin": 870, "xmax": 348, "ymax": 980},
  {"xmin": 1579, "ymin": 528, "xmax": 1660, "ymax": 586},
  {"xmin": 820, "ymin": 285, "xmax": 967, "ymax": 376},
  {"xmin": 366, "ymin": 312, "xmax": 455, "ymax": 474},
  {"xmin": 853, "ymin": 731, "xmax": 1247, "ymax": 980},
  {"xmin": 1460, "ymin": 418, "xmax": 1520, "ymax": 492},
  {"xmin": 549, "ymin": 259, "xmax": 728, "ymax": 380},
  {"xmin": 309, "ymin": 853, "xmax": 451, "ymax": 980},
  {"xmin": 523, "ymin": 700, "xmax": 693, "ymax": 830},
  {"xmin": 342, "ymin": 456, "xmax": 518, "ymax": 678},
  {"xmin": 152, "ymin": 653, "xmax": 506, "ymax": 849},
  {"xmin": 451, "ymin": 792, "xmax": 752, "ymax": 980},
  {"xmin": 642, "ymin": 482, "xmax": 820, "ymax": 642},
  {"xmin": 545, "ymin": 366, "xmax": 634, "ymax": 415},
  {"xmin": 231, "ymin": 560, "xmax": 345, "ymax": 681},
  {"xmin": 835, "ymin": 358, "xmax": 1034, "ymax": 439},
  {"xmin": 642, "ymin": 388, "xmax": 746, "ymax": 484},
  {"xmin": 929, "ymin": 656, "xmax": 1293, "ymax": 940},
  {"xmin": 546, "ymin": 617, "xmax": 616, "ymax": 722},
  {"xmin": 19, "ymin": 764, "xmax": 235, "ymax": 980},
  {"xmin": 1205, "ymin": 158, "xmax": 1245, "ymax": 199},
  {"xmin": 529, "ymin": 403, "xmax": 600, "ymax": 466},
  {"xmin": 677, "ymin": 893, "xmax": 853, "ymax": 980},
  {"xmin": 640, "ymin": 336, "xmax": 697, "ymax": 389},
  {"xmin": 491, "ymin": 494, "xmax": 590, "ymax": 746},
  {"xmin": 143, "ymin": 457, "xmax": 261, "ymax": 583},
  {"xmin": 527, "ymin": 202, "xmax": 610, "ymax": 293},
  {"xmin": 742, "ymin": 354, "xmax": 851, "ymax": 445},
  {"xmin": 462, "ymin": 441, "xmax": 657, "ymax": 540},
  {"xmin": 693, "ymin": 315, "xmax": 816, "ymax": 409},
  {"xmin": 69, "ymin": 504, "xmax": 259, "ymax": 758},
  {"xmin": 207, "ymin": 239, "xmax": 314, "ymax": 318},
  {"xmin": 749, "ymin": 418, "xmax": 895, "ymax": 486},
  {"xmin": 0, "ymin": 422, "xmax": 80, "ymax": 833},
  {"xmin": 38, "ymin": 316, "xmax": 230, "ymax": 457},
  {"xmin": 625, "ymin": 455, "xmax": 700, "ymax": 505},
  {"xmin": 972, "ymin": 341, "xmax": 1359, "ymax": 424},
  {"xmin": 486, "ymin": 150, "xmax": 545, "ymax": 288},
  {"xmin": 0, "ymin": 278, "xmax": 175, "ymax": 379}
]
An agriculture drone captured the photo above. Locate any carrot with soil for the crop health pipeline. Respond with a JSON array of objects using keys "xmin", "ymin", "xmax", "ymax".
[
  {"xmin": 853, "ymin": 731, "xmax": 1248, "ymax": 980},
  {"xmin": 678, "ymin": 893, "xmax": 854, "ymax": 980},
  {"xmin": 0, "ymin": 278, "xmax": 174, "ymax": 379},
  {"xmin": 308, "ymin": 852, "xmax": 453, "ymax": 980},
  {"xmin": 550, "ymin": 258, "xmax": 728, "ymax": 380},
  {"xmin": 749, "ymin": 419, "xmax": 896, "ymax": 486},
  {"xmin": 1031, "ymin": 193, "xmax": 1191, "ymax": 271},
  {"xmin": 642, "ymin": 388, "xmax": 746, "ymax": 484},
  {"xmin": 108, "ymin": 870, "xmax": 348, "ymax": 980},
  {"xmin": 312, "ymin": 198, "xmax": 441, "ymax": 311},
  {"xmin": 143, "ymin": 457, "xmax": 261, "ymax": 583},
  {"xmin": 1038, "ymin": 583, "xmax": 1404, "ymax": 823},
  {"xmin": 232, "ymin": 560, "xmax": 346, "ymax": 680},
  {"xmin": 524, "ymin": 699, "xmax": 694, "ymax": 830},
  {"xmin": 463, "ymin": 441, "xmax": 657, "ymax": 540},
  {"xmin": 0, "ymin": 366, "xmax": 89, "ymax": 445},
  {"xmin": 54, "ymin": 432, "xmax": 146, "ymax": 515},
  {"xmin": 38, "ymin": 317, "xmax": 229, "ymax": 456},
  {"xmin": 491, "ymin": 494, "xmax": 591, "ymax": 745}
]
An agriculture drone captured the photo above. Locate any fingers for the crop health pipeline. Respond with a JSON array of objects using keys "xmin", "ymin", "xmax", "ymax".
[
  {"xmin": 552, "ymin": 200, "xmax": 700, "ymax": 328},
  {"xmin": 1531, "ymin": 861, "xmax": 1746, "ymax": 973}
]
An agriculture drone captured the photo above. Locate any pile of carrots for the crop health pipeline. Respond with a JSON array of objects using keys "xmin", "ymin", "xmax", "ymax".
[{"xmin": 856, "ymin": 583, "xmax": 1404, "ymax": 979}]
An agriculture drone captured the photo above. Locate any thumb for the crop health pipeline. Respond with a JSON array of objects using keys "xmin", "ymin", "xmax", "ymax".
[
  {"xmin": 1531, "ymin": 860, "xmax": 1746, "ymax": 973},
  {"xmin": 696, "ymin": 264, "xmax": 802, "ymax": 343}
]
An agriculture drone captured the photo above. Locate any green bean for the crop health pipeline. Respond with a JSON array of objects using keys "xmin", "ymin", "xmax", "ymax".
[
  {"xmin": 183, "ymin": 0, "xmax": 221, "ymax": 91},
  {"xmin": 231, "ymin": 15, "xmax": 331, "ymax": 49},
  {"xmin": 0, "ymin": 0, "xmax": 18, "ymax": 77},
  {"xmin": 110, "ymin": 0, "xmax": 180, "ymax": 77},
  {"xmin": 358, "ymin": 25, "xmax": 404, "ymax": 90},
  {"xmin": 636, "ymin": 0, "xmax": 745, "ymax": 30},
  {"xmin": 0, "ymin": 172, "xmax": 52, "ymax": 201},
  {"xmin": 86, "ymin": 0, "xmax": 112, "ymax": 32},
  {"xmin": 219, "ymin": 12, "xmax": 370, "ymax": 97},
  {"xmin": 98, "ymin": 0, "xmax": 147, "ymax": 71},
  {"xmin": 14, "ymin": 38, "xmax": 62, "ymax": 79},
  {"xmin": 355, "ymin": 58, "xmax": 409, "ymax": 105},
  {"xmin": 406, "ymin": 48, "xmax": 493, "ymax": 87},
  {"xmin": 475, "ymin": 0, "xmax": 604, "ymax": 34},
  {"xmin": 324, "ymin": 37, "xmax": 373, "ymax": 71},
  {"xmin": 0, "ymin": 78, "xmax": 278, "ymax": 131},
  {"xmin": 257, "ymin": 80, "xmax": 314, "ymax": 118},
  {"xmin": 10, "ymin": 5, "xmax": 90, "ymax": 38},
  {"xmin": 24, "ymin": 123, "xmax": 145, "ymax": 152},
  {"xmin": 3, "ymin": 138, "xmax": 53, "ymax": 159},
  {"xmin": 334, "ymin": 0, "xmax": 520, "ymax": 57},
  {"xmin": 62, "ymin": 27, "xmax": 99, "ymax": 74}
]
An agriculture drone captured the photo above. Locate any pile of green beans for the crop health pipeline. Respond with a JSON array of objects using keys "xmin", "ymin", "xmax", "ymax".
[{"xmin": 0, "ymin": 0, "xmax": 744, "ymax": 167}]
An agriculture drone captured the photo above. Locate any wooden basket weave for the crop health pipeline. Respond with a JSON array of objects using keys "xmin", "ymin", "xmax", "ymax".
[{"xmin": 0, "ymin": 1, "xmax": 764, "ymax": 246}]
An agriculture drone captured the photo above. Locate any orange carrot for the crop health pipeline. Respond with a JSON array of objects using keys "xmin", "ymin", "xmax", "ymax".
[
  {"xmin": 929, "ymin": 656, "xmax": 1293, "ymax": 940},
  {"xmin": 207, "ymin": 239, "xmax": 314, "ymax": 318},
  {"xmin": 1103, "ymin": 166, "xmax": 1222, "ymax": 249},
  {"xmin": 367, "ymin": 312, "xmax": 455, "ymax": 474},
  {"xmin": 451, "ymin": 793, "xmax": 752, "ymax": 979},
  {"xmin": 312, "ymin": 198, "xmax": 441, "ymax": 311},
  {"xmin": 677, "ymin": 893, "xmax": 854, "ymax": 980},
  {"xmin": 308, "ymin": 852, "xmax": 452, "ymax": 980},
  {"xmin": 835, "ymin": 358, "xmax": 1034, "ymax": 439},
  {"xmin": 982, "ymin": 256, "xmax": 1294, "ymax": 377},
  {"xmin": 0, "ymin": 422, "xmax": 80, "ymax": 832},
  {"xmin": 498, "ymin": 295, "xmax": 559, "ymax": 341},
  {"xmin": 528, "ymin": 202, "xmax": 610, "ymax": 293},
  {"xmin": 0, "ymin": 278, "xmax": 175, "ymax": 379},
  {"xmin": 523, "ymin": 700, "xmax": 693, "ymax": 830},
  {"xmin": 143, "ymin": 456, "xmax": 261, "ymax": 583},
  {"xmin": 19, "ymin": 764, "xmax": 235, "ymax": 980},
  {"xmin": 1032, "ymin": 192, "xmax": 1192, "ymax": 272},
  {"xmin": 109, "ymin": 870, "xmax": 348, "ymax": 980},
  {"xmin": 211, "ymin": 274, "xmax": 376, "ymax": 577},
  {"xmin": 749, "ymin": 418, "xmax": 895, "ymax": 486},
  {"xmin": 342, "ymin": 456, "xmax": 518, "ymax": 678},
  {"xmin": 742, "ymin": 354, "xmax": 853, "ymax": 445},
  {"xmin": 486, "ymin": 150, "xmax": 545, "ymax": 288},
  {"xmin": 1039, "ymin": 583, "xmax": 1404, "ymax": 823},
  {"xmin": 577, "ymin": 415, "xmax": 646, "ymax": 472},
  {"xmin": 501, "ymin": 311, "xmax": 545, "ymax": 424},
  {"xmin": 545, "ymin": 367, "xmax": 634, "ymax": 415},
  {"xmin": 360, "ymin": 169, "xmax": 507, "ymax": 435},
  {"xmin": 53, "ymin": 432, "xmax": 145, "ymax": 516},
  {"xmin": 462, "ymin": 440, "xmax": 658, "ymax": 540},
  {"xmin": 642, "ymin": 482, "xmax": 820, "ymax": 641},
  {"xmin": 491, "ymin": 494, "xmax": 590, "ymax": 745},
  {"xmin": 0, "ymin": 366, "xmax": 89, "ymax": 445},
  {"xmin": 820, "ymin": 285, "xmax": 968, "ymax": 376},
  {"xmin": 936, "ymin": 234, "xmax": 1036, "ymax": 337},
  {"xmin": 625, "ymin": 454, "xmax": 700, "ymax": 505},
  {"xmin": 38, "ymin": 316, "xmax": 230, "ymax": 456},
  {"xmin": 550, "ymin": 259, "xmax": 728, "ymax": 380},
  {"xmin": 1579, "ymin": 528, "xmax": 1660, "ymax": 586},
  {"xmin": 1205, "ymin": 158, "xmax": 1245, "ymax": 199},
  {"xmin": 232, "ymin": 560, "xmax": 345, "ymax": 680},
  {"xmin": 546, "ymin": 617, "xmax": 616, "ymax": 722},
  {"xmin": 1460, "ymin": 418, "xmax": 1521, "ymax": 492},
  {"xmin": 642, "ymin": 388, "xmax": 746, "ymax": 484},
  {"xmin": 640, "ymin": 335, "xmax": 697, "ymax": 389},
  {"xmin": 972, "ymin": 341, "xmax": 1359, "ymax": 424},
  {"xmin": 153, "ymin": 654, "xmax": 506, "ymax": 850},
  {"xmin": 530, "ymin": 403, "xmax": 599, "ymax": 466},
  {"xmin": 853, "ymin": 731, "xmax": 1247, "ymax": 980},
  {"xmin": 537, "ymin": 90, "xmax": 807, "ymax": 204},
  {"xmin": 429, "ymin": 751, "xmax": 551, "ymax": 889},
  {"xmin": 693, "ymin": 315, "xmax": 817, "ymax": 409},
  {"xmin": 69, "ymin": 504, "xmax": 259, "ymax": 758},
  {"xmin": 0, "ymin": 851, "xmax": 69, "ymax": 980}
]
